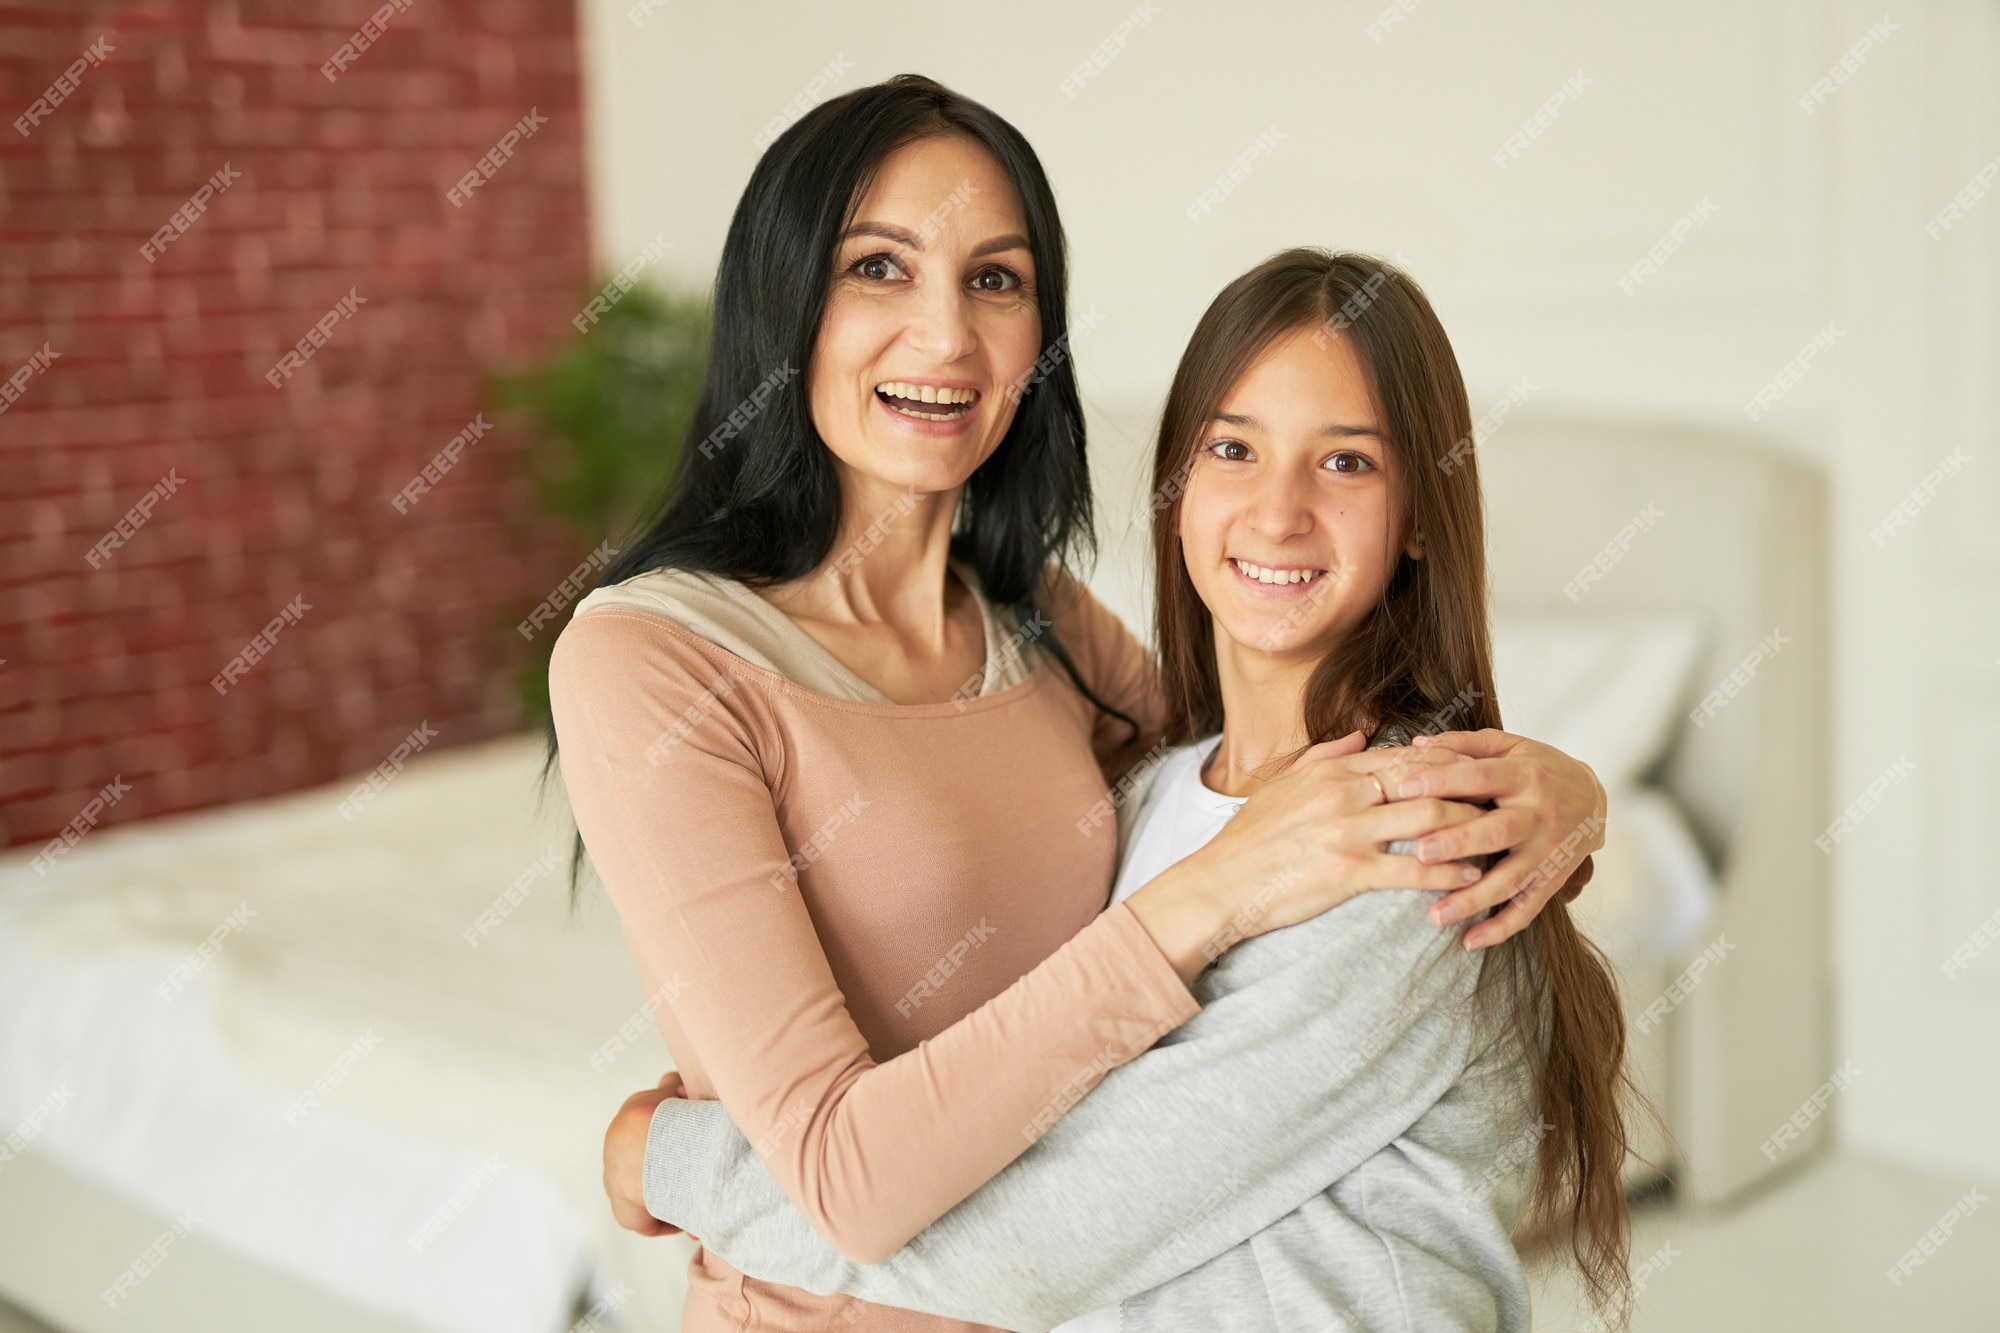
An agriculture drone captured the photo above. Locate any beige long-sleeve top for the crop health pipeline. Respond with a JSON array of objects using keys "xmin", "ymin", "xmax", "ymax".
[{"xmin": 547, "ymin": 560, "xmax": 1201, "ymax": 1333}]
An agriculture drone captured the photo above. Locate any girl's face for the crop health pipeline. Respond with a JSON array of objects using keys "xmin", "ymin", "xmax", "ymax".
[
  {"xmin": 1177, "ymin": 325, "xmax": 1423, "ymax": 663},
  {"xmin": 808, "ymin": 134, "xmax": 1044, "ymax": 497}
]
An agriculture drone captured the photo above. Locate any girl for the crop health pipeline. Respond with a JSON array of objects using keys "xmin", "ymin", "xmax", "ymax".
[
  {"xmin": 627, "ymin": 249, "xmax": 1639, "ymax": 1332},
  {"xmin": 550, "ymin": 74, "xmax": 1607, "ymax": 1333}
]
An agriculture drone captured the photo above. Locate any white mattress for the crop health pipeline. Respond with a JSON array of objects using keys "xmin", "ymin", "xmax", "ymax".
[{"xmin": 0, "ymin": 736, "xmax": 693, "ymax": 1333}]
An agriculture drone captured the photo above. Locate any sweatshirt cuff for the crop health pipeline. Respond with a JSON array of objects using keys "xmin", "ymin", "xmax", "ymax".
[{"xmin": 642, "ymin": 1094, "xmax": 733, "ymax": 1230}]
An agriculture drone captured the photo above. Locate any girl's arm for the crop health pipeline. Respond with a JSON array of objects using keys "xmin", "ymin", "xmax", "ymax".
[
  {"xmin": 642, "ymin": 887, "xmax": 1489, "ymax": 1331},
  {"xmin": 549, "ymin": 608, "xmax": 1201, "ymax": 1266}
]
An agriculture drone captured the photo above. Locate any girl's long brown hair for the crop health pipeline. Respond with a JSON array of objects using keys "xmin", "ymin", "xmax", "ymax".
[{"xmin": 1150, "ymin": 248, "xmax": 1643, "ymax": 1326}]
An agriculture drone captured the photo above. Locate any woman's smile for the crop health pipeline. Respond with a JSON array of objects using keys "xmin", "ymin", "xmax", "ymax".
[{"xmin": 871, "ymin": 377, "xmax": 983, "ymax": 435}]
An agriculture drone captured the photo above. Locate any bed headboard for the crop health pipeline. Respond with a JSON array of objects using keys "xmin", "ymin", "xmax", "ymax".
[{"xmin": 1480, "ymin": 414, "xmax": 1832, "ymax": 872}]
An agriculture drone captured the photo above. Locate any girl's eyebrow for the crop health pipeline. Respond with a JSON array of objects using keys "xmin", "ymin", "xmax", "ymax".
[
  {"xmin": 1210, "ymin": 410, "xmax": 1382, "ymax": 440},
  {"xmin": 839, "ymin": 221, "xmax": 1031, "ymax": 259}
]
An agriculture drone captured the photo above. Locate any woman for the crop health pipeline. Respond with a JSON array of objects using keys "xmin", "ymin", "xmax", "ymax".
[
  {"xmin": 625, "ymin": 250, "xmax": 1638, "ymax": 1331},
  {"xmin": 549, "ymin": 76, "xmax": 1604, "ymax": 1333}
]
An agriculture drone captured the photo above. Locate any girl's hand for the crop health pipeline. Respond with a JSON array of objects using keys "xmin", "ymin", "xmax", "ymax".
[
  {"xmin": 1396, "ymin": 728, "xmax": 1607, "ymax": 948},
  {"xmin": 1129, "ymin": 731, "xmax": 1494, "ymax": 981},
  {"xmin": 604, "ymin": 1072, "xmax": 689, "ymax": 1237}
]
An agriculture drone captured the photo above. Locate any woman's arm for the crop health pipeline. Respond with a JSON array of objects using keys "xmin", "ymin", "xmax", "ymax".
[
  {"xmin": 549, "ymin": 608, "xmax": 1203, "ymax": 1265},
  {"xmin": 642, "ymin": 888, "xmax": 1488, "ymax": 1331}
]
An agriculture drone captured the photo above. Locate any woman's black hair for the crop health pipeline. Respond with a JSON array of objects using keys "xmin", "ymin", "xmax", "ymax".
[{"xmin": 540, "ymin": 74, "xmax": 1139, "ymax": 904}]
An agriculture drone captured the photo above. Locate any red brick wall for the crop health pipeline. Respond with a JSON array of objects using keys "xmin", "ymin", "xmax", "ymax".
[{"xmin": 1, "ymin": 1, "xmax": 594, "ymax": 854}]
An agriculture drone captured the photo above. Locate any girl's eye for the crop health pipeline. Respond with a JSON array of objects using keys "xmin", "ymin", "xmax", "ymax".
[
  {"xmin": 850, "ymin": 253, "xmax": 906, "ymax": 282},
  {"xmin": 1203, "ymin": 439, "xmax": 1252, "ymax": 463},
  {"xmin": 970, "ymin": 265, "xmax": 1023, "ymax": 293},
  {"xmin": 1325, "ymin": 451, "xmax": 1375, "ymax": 474}
]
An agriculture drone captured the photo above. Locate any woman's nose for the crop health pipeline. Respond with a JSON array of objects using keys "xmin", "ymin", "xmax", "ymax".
[{"xmin": 905, "ymin": 284, "xmax": 978, "ymax": 363}]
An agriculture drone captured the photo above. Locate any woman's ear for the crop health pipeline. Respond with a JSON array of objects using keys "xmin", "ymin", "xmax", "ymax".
[{"xmin": 1405, "ymin": 531, "xmax": 1426, "ymax": 560}]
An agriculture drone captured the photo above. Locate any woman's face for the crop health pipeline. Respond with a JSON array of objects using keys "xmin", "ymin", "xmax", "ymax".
[
  {"xmin": 1177, "ymin": 325, "xmax": 1423, "ymax": 663},
  {"xmin": 808, "ymin": 134, "xmax": 1043, "ymax": 497}
]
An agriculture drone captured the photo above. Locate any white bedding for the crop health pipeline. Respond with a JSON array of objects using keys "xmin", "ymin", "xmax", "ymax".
[{"xmin": 0, "ymin": 736, "xmax": 693, "ymax": 1333}]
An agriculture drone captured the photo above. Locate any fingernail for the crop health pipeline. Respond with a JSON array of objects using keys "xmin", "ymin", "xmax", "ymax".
[
  {"xmin": 1413, "ymin": 735, "xmax": 1433, "ymax": 746},
  {"xmin": 1417, "ymin": 838, "xmax": 1442, "ymax": 860},
  {"xmin": 1399, "ymin": 777, "xmax": 1425, "ymax": 797},
  {"xmin": 1460, "ymin": 865, "xmax": 1479, "ymax": 883}
]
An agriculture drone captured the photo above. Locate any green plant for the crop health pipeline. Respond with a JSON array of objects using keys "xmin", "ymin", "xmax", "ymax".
[{"xmin": 489, "ymin": 281, "xmax": 710, "ymax": 722}]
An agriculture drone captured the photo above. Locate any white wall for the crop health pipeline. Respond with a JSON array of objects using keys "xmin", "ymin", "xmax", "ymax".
[{"xmin": 575, "ymin": 0, "xmax": 2000, "ymax": 1179}]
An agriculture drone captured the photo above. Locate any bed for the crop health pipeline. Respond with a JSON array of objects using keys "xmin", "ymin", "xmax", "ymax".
[{"xmin": 0, "ymin": 415, "xmax": 1830, "ymax": 1330}]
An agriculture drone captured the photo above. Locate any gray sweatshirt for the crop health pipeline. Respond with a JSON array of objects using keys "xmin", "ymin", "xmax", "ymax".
[{"xmin": 641, "ymin": 738, "xmax": 1543, "ymax": 1332}]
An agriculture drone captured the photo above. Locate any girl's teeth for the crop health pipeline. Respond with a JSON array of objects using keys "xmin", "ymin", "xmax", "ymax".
[{"xmin": 1233, "ymin": 559, "xmax": 1322, "ymax": 585}]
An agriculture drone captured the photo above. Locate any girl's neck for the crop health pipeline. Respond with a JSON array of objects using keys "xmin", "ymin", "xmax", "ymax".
[{"xmin": 1200, "ymin": 629, "xmax": 1323, "ymax": 798}]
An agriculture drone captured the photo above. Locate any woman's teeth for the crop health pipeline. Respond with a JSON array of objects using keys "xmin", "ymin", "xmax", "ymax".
[
  {"xmin": 876, "ymin": 382, "xmax": 977, "ymax": 419},
  {"xmin": 1232, "ymin": 558, "xmax": 1323, "ymax": 585}
]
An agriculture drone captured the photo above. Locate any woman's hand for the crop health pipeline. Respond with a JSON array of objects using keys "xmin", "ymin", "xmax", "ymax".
[
  {"xmin": 1396, "ymin": 728, "xmax": 1607, "ymax": 949},
  {"xmin": 605, "ymin": 1072, "xmax": 689, "ymax": 1237},
  {"xmin": 1127, "ymin": 731, "xmax": 1492, "ymax": 983}
]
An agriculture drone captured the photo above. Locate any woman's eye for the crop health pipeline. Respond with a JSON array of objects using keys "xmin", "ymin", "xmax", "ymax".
[
  {"xmin": 851, "ymin": 254, "xmax": 904, "ymax": 282},
  {"xmin": 970, "ymin": 265, "xmax": 1023, "ymax": 292},
  {"xmin": 1325, "ymin": 451, "xmax": 1375, "ymax": 474},
  {"xmin": 1203, "ymin": 439, "xmax": 1251, "ymax": 462}
]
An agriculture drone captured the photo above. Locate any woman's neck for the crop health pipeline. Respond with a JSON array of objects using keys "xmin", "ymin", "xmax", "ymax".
[
  {"xmin": 764, "ymin": 469, "xmax": 963, "ymax": 641},
  {"xmin": 1200, "ymin": 628, "xmax": 1324, "ymax": 798}
]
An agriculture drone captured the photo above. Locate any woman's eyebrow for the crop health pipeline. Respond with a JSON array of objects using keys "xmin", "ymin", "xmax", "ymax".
[
  {"xmin": 839, "ymin": 221, "xmax": 1031, "ymax": 258},
  {"xmin": 1210, "ymin": 411, "xmax": 1381, "ymax": 439}
]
